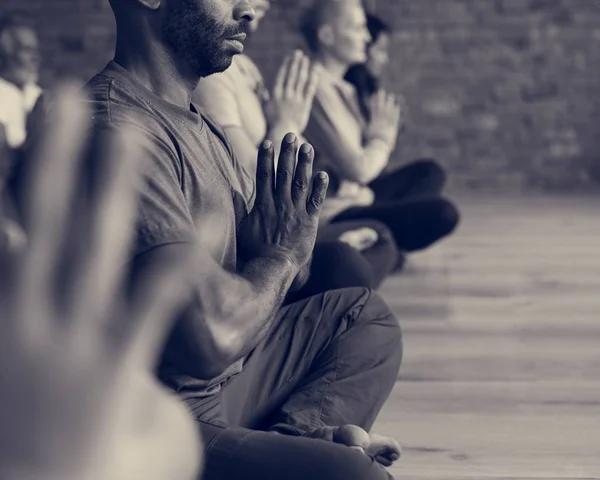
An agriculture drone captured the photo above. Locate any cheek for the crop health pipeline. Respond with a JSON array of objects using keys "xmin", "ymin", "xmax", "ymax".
[{"xmin": 341, "ymin": 34, "xmax": 365, "ymax": 54}]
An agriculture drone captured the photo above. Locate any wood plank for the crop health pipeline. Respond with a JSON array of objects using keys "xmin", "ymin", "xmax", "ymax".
[{"xmin": 373, "ymin": 196, "xmax": 600, "ymax": 479}]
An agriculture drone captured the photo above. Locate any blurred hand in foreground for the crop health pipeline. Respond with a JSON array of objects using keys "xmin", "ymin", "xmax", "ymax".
[{"xmin": 0, "ymin": 85, "xmax": 201, "ymax": 480}]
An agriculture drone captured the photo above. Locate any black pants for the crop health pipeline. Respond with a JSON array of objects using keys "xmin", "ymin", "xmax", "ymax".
[
  {"xmin": 187, "ymin": 288, "xmax": 403, "ymax": 480},
  {"xmin": 286, "ymin": 220, "xmax": 399, "ymax": 304},
  {"xmin": 332, "ymin": 159, "xmax": 460, "ymax": 252}
]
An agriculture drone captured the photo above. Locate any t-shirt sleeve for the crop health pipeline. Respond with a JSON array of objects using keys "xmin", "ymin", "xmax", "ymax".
[
  {"xmin": 192, "ymin": 72, "xmax": 243, "ymax": 130},
  {"xmin": 93, "ymin": 122, "xmax": 197, "ymax": 258}
]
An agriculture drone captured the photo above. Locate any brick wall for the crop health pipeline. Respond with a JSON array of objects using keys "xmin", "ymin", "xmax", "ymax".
[{"xmin": 3, "ymin": 0, "xmax": 600, "ymax": 192}]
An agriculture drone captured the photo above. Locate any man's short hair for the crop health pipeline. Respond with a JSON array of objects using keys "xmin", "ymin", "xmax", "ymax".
[{"xmin": 300, "ymin": 0, "xmax": 362, "ymax": 53}]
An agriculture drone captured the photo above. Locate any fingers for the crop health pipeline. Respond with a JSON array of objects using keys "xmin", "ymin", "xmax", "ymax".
[
  {"xmin": 396, "ymin": 94, "xmax": 407, "ymax": 123},
  {"xmin": 254, "ymin": 140, "xmax": 275, "ymax": 208},
  {"xmin": 293, "ymin": 52, "xmax": 310, "ymax": 97},
  {"xmin": 277, "ymin": 136, "xmax": 325, "ymax": 217},
  {"xmin": 285, "ymin": 51, "xmax": 303, "ymax": 98},
  {"xmin": 71, "ymin": 124, "xmax": 144, "ymax": 326},
  {"xmin": 277, "ymin": 50, "xmax": 317, "ymax": 103},
  {"xmin": 306, "ymin": 171, "xmax": 328, "ymax": 217},
  {"xmin": 291, "ymin": 143, "xmax": 314, "ymax": 206},
  {"xmin": 21, "ymin": 85, "xmax": 90, "ymax": 311},
  {"xmin": 275, "ymin": 133, "xmax": 297, "ymax": 203},
  {"xmin": 0, "ymin": 217, "xmax": 27, "ymax": 255},
  {"xmin": 303, "ymin": 63, "xmax": 321, "ymax": 103},
  {"xmin": 273, "ymin": 54, "xmax": 292, "ymax": 99}
]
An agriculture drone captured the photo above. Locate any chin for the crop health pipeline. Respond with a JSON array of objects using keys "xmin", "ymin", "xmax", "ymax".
[
  {"xmin": 199, "ymin": 55, "xmax": 235, "ymax": 77},
  {"xmin": 351, "ymin": 54, "xmax": 368, "ymax": 66}
]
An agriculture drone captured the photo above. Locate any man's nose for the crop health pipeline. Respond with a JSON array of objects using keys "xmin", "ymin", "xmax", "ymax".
[{"xmin": 233, "ymin": 0, "xmax": 256, "ymax": 23}]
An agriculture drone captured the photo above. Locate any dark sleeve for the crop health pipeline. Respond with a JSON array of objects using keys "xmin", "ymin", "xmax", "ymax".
[{"xmin": 93, "ymin": 121, "xmax": 197, "ymax": 259}]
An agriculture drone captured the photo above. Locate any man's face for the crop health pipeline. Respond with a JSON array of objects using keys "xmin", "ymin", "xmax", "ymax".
[
  {"xmin": 249, "ymin": 0, "xmax": 270, "ymax": 33},
  {"xmin": 0, "ymin": 27, "xmax": 41, "ymax": 85},
  {"xmin": 161, "ymin": 0, "xmax": 253, "ymax": 78},
  {"xmin": 329, "ymin": 4, "xmax": 371, "ymax": 66}
]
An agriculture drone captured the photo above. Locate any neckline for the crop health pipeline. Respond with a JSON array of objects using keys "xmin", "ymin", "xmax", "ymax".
[{"xmin": 102, "ymin": 61, "xmax": 204, "ymax": 129}]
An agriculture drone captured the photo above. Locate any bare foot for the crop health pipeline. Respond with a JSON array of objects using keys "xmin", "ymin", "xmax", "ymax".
[
  {"xmin": 366, "ymin": 433, "xmax": 402, "ymax": 467},
  {"xmin": 305, "ymin": 425, "xmax": 402, "ymax": 466},
  {"xmin": 338, "ymin": 228, "xmax": 379, "ymax": 252}
]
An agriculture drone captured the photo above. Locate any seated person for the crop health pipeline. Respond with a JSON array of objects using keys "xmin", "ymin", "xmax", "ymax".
[
  {"xmin": 302, "ymin": 0, "xmax": 460, "ymax": 256},
  {"xmin": 85, "ymin": 1, "xmax": 403, "ymax": 479},
  {"xmin": 0, "ymin": 15, "xmax": 42, "ymax": 184},
  {"xmin": 193, "ymin": 0, "xmax": 402, "ymax": 292},
  {"xmin": 345, "ymin": 13, "xmax": 450, "ymax": 202}
]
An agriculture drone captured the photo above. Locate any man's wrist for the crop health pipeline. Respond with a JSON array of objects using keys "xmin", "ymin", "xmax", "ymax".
[{"xmin": 264, "ymin": 250, "xmax": 299, "ymax": 269}]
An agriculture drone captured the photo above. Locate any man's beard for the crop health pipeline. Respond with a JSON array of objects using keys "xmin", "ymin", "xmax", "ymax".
[{"xmin": 162, "ymin": 0, "xmax": 249, "ymax": 78}]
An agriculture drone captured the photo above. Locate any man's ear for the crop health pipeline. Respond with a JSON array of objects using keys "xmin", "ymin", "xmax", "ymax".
[
  {"xmin": 135, "ymin": 0, "xmax": 161, "ymax": 10},
  {"xmin": 317, "ymin": 25, "xmax": 335, "ymax": 49}
]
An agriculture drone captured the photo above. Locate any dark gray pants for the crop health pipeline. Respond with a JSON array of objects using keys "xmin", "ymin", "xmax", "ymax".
[{"xmin": 188, "ymin": 288, "xmax": 403, "ymax": 480}]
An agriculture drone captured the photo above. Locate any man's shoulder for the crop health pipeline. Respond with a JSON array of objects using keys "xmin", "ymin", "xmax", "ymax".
[
  {"xmin": 198, "ymin": 110, "xmax": 236, "ymax": 160},
  {"xmin": 84, "ymin": 70, "xmax": 169, "ymax": 141}
]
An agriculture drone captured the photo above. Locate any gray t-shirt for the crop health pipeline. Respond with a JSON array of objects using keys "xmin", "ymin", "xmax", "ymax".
[{"xmin": 86, "ymin": 61, "xmax": 255, "ymax": 397}]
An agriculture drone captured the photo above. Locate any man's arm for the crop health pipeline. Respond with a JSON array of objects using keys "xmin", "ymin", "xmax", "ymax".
[
  {"xmin": 131, "ymin": 242, "xmax": 297, "ymax": 379},
  {"xmin": 93, "ymin": 122, "xmax": 295, "ymax": 379},
  {"xmin": 193, "ymin": 61, "xmax": 314, "ymax": 294},
  {"xmin": 100, "ymin": 124, "xmax": 326, "ymax": 380}
]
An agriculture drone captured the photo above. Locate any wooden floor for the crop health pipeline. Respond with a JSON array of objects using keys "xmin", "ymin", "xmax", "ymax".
[{"xmin": 374, "ymin": 195, "xmax": 600, "ymax": 480}]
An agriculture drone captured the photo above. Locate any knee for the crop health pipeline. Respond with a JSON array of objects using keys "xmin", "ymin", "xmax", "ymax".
[
  {"xmin": 413, "ymin": 158, "xmax": 447, "ymax": 188},
  {"xmin": 324, "ymin": 448, "xmax": 394, "ymax": 480},
  {"xmin": 359, "ymin": 291, "xmax": 403, "ymax": 351},
  {"xmin": 365, "ymin": 220, "xmax": 395, "ymax": 245},
  {"xmin": 312, "ymin": 242, "xmax": 375, "ymax": 290},
  {"xmin": 437, "ymin": 198, "xmax": 460, "ymax": 235}
]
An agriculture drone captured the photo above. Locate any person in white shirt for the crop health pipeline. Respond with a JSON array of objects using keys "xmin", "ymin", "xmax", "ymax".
[
  {"xmin": 193, "ymin": 0, "xmax": 402, "ymax": 296},
  {"xmin": 0, "ymin": 16, "xmax": 42, "ymax": 185},
  {"xmin": 0, "ymin": 16, "xmax": 42, "ymax": 147}
]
